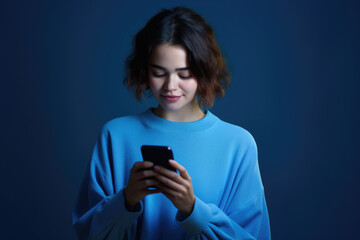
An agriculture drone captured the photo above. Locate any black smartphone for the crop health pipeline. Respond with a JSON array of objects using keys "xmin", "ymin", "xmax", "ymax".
[{"xmin": 140, "ymin": 145, "xmax": 176, "ymax": 172}]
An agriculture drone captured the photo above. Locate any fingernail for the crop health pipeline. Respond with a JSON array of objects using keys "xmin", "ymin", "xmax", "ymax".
[{"xmin": 154, "ymin": 166, "xmax": 160, "ymax": 170}]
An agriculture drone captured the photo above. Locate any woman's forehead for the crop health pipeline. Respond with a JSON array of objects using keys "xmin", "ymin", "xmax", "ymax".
[{"xmin": 149, "ymin": 44, "xmax": 190, "ymax": 70}]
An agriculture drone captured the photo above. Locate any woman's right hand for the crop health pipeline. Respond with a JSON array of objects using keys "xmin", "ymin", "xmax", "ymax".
[{"xmin": 123, "ymin": 161, "xmax": 161, "ymax": 211}]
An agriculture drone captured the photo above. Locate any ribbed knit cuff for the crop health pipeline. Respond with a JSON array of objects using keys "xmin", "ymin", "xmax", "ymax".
[
  {"xmin": 104, "ymin": 188, "xmax": 143, "ymax": 228},
  {"xmin": 176, "ymin": 196, "xmax": 212, "ymax": 235}
]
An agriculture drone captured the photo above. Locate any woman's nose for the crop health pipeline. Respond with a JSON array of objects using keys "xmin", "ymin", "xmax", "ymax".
[{"xmin": 164, "ymin": 74, "xmax": 178, "ymax": 91}]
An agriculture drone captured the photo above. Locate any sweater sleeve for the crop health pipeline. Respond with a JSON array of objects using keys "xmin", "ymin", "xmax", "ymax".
[
  {"xmin": 176, "ymin": 136, "xmax": 271, "ymax": 240},
  {"xmin": 72, "ymin": 127, "xmax": 141, "ymax": 240}
]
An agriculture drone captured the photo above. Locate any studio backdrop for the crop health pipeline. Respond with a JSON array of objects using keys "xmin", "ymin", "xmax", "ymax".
[{"xmin": 1, "ymin": 0, "xmax": 359, "ymax": 239}]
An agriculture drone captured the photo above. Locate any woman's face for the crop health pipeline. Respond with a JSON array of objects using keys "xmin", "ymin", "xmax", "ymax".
[{"xmin": 148, "ymin": 43, "xmax": 199, "ymax": 113}]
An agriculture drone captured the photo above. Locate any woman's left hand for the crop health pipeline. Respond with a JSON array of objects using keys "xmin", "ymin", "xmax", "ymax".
[{"xmin": 154, "ymin": 160, "xmax": 195, "ymax": 218}]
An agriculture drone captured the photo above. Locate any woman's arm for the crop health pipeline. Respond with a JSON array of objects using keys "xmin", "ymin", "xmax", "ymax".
[
  {"xmin": 72, "ymin": 128, "xmax": 159, "ymax": 240},
  {"xmin": 154, "ymin": 142, "xmax": 271, "ymax": 239},
  {"xmin": 177, "ymin": 190, "xmax": 270, "ymax": 240},
  {"xmin": 72, "ymin": 162, "xmax": 140, "ymax": 239}
]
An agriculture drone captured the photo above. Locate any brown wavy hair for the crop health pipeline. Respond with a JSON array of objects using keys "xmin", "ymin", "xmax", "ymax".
[{"xmin": 123, "ymin": 6, "xmax": 230, "ymax": 109}]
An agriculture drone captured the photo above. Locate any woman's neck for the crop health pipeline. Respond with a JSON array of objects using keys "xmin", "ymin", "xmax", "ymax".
[{"xmin": 152, "ymin": 101, "xmax": 205, "ymax": 122}]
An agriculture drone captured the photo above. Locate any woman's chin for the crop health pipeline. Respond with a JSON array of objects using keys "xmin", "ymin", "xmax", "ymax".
[{"xmin": 158, "ymin": 104, "xmax": 182, "ymax": 112}]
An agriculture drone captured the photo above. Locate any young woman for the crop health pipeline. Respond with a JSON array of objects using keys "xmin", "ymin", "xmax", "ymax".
[{"xmin": 73, "ymin": 6, "xmax": 271, "ymax": 240}]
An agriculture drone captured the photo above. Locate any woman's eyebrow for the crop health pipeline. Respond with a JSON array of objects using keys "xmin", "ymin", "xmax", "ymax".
[{"xmin": 149, "ymin": 64, "xmax": 190, "ymax": 71}]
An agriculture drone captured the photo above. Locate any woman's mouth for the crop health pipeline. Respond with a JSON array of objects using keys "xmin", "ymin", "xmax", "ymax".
[{"xmin": 161, "ymin": 95, "xmax": 181, "ymax": 102}]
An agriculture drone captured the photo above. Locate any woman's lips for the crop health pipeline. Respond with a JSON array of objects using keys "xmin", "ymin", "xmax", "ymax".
[{"xmin": 161, "ymin": 95, "xmax": 181, "ymax": 102}]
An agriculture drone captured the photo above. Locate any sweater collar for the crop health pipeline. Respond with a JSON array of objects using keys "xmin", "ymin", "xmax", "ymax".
[{"xmin": 140, "ymin": 108, "xmax": 219, "ymax": 133}]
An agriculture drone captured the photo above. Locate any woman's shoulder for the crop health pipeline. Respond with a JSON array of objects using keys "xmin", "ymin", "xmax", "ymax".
[
  {"xmin": 99, "ymin": 112, "xmax": 145, "ymax": 134},
  {"xmin": 214, "ymin": 114, "xmax": 256, "ymax": 145}
]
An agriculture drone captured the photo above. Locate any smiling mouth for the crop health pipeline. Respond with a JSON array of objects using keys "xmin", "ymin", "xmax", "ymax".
[{"xmin": 161, "ymin": 95, "xmax": 181, "ymax": 102}]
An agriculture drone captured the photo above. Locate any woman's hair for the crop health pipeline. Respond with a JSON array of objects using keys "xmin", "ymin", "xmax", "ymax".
[{"xmin": 123, "ymin": 6, "xmax": 230, "ymax": 109}]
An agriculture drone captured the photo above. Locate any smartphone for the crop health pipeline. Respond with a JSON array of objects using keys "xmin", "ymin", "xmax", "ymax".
[{"xmin": 141, "ymin": 145, "xmax": 176, "ymax": 172}]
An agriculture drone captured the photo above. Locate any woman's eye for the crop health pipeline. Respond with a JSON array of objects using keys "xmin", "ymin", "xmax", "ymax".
[
  {"xmin": 179, "ymin": 75, "xmax": 192, "ymax": 79},
  {"xmin": 152, "ymin": 72, "xmax": 166, "ymax": 77},
  {"xmin": 151, "ymin": 71, "xmax": 192, "ymax": 79}
]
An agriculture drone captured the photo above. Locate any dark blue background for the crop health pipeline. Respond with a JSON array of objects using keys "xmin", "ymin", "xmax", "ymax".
[{"xmin": 1, "ymin": 0, "xmax": 359, "ymax": 239}]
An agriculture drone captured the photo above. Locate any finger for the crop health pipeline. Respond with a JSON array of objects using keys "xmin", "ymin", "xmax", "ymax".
[
  {"xmin": 155, "ymin": 173, "xmax": 185, "ymax": 192},
  {"xmin": 154, "ymin": 165, "xmax": 184, "ymax": 184},
  {"xmin": 143, "ymin": 178, "xmax": 161, "ymax": 188},
  {"xmin": 169, "ymin": 160, "xmax": 191, "ymax": 180},
  {"xmin": 156, "ymin": 182, "xmax": 180, "ymax": 197},
  {"xmin": 131, "ymin": 161, "xmax": 154, "ymax": 173},
  {"xmin": 134, "ymin": 169, "xmax": 158, "ymax": 181},
  {"xmin": 144, "ymin": 187, "xmax": 162, "ymax": 195}
]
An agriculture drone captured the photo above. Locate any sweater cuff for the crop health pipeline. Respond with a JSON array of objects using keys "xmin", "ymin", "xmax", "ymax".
[
  {"xmin": 176, "ymin": 196, "xmax": 212, "ymax": 234},
  {"xmin": 103, "ymin": 188, "xmax": 143, "ymax": 228}
]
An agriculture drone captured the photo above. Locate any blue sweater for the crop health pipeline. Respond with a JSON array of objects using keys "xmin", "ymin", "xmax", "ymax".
[{"xmin": 73, "ymin": 109, "xmax": 271, "ymax": 239}]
